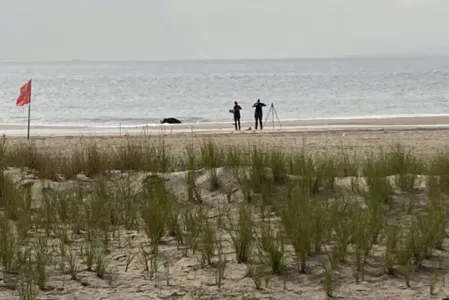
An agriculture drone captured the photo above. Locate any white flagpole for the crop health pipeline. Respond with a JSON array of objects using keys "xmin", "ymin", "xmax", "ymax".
[{"xmin": 27, "ymin": 79, "xmax": 32, "ymax": 140}]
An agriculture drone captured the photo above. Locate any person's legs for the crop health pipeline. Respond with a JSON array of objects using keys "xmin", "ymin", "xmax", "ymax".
[
  {"xmin": 257, "ymin": 116, "xmax": 263, "ymax": 130},
  {"xmin": 254, "ymin": 116, "xmax": 258, "ymax": 130},
  {"xmin": 234, "ymin": 116, "xmax": 238, "ymax": 130},
  {"xmin": 237, "ymin": 117, "xmax": 241, "ymax": 130}
]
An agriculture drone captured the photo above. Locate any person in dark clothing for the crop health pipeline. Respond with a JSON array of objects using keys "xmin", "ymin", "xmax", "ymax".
[
  {"xmin": 252, "ymin": 99, "xmax": 266, "ymax": 130},
  {"xmin": 232, "ymin": 101, "xmax": 242, "ymax": 130}
]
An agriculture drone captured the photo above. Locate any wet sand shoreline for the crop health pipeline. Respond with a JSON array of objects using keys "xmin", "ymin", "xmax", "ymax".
[{"xmin": 2, "ymin": 115, "xmax": 449, "ymax": 136}]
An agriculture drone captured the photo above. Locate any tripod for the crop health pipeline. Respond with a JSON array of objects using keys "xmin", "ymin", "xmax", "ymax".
[{"xmin": 264, "ymin": 103, "xmax": 282, "ymax": 129}]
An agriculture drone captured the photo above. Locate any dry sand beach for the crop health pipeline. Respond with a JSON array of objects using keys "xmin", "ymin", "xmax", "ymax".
[
  {"xmin": 3, "ymin": 127, "xmax": 449, "ymax": 157},
  {"xmin": 2, "ymin": 117, "xmax": 449, "ymax": 300},
  {"xmin": 2, "ymin": 114, "xmax": 449, "ymax": 155}
]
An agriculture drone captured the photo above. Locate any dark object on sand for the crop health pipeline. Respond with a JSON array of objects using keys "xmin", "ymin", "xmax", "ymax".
[{"xmin": 161, "ymin": 118, "xmax": 182, "ymax": 124}]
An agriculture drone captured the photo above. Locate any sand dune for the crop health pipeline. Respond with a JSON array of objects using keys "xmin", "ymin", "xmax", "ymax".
[
  {"xmin": 1, "ymin": 164, "xmax": 447, "ymax": 300},
  {"xmin": 2, "ymin": 125, "xmax": 449, "ymax": 300}
]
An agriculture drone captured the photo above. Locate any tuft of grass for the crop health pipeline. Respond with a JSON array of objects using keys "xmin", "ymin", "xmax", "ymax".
[
  {"xmin": 388, "ymin": 145, "xmax": 424, "ymax": 193},
  {"xmin": 362, "ymin": 150, "xmax": 394, "ymax": 206},
  {"xmin": 16, "ymin": 275, "xmax": 40, "ymax": 300},
  {"xmin": 316, "ymin": 155, "xmax": 339, "ymax": 192},
  {"xmin": 247, "ymin": 145, "xmax": 271, "ymax": 195},
  {"xmin": 94, "ymin": 246, "xmax": 110, "ymax": 279},
  {"xmin": 111, "ymin": 136, "xmax": 146, "ymax": 171},
  {"xmin": 227, "ymin": 203, "xmax": 254, "ymax": 264},
  {"xmin": 259, "ymin": 221, "xmax": 285, "ymax": 275},
  {"xmin": 0, "ymin": 216, "xmax": 21, "ymax": 274},
  {"xmin": 81, "ymin": 239, "xmax": 98, "ymax": 272},
  {"xmin": 199, "ymin": 217, "xmax": 218, "ymax": 266},
  {"xmin": 310, "ymin": 201, "xmax": 329, "ymax": 254},
  {"xmin": 279, "ymin": 187, "xmax": 312, "ymax": 273},
  {"xmin": 199, "ymin": 139, "xmax": 224, "ymax": 191},
  {"xmin": 215, "ymin": 236, "xmax": 227, "ymax": 288},
  {"xmin": 329, "ymin": 198, "xmax": 355, "ymax": 264},
  {"xmin": 268, "ymin": 149, "xmax": 288, "ymax": 185},
  {"xmin": 185, "ymin": 144, "xmax": 202, "ymax": 204},
  {"xmin": 351, "ymin": 207, "xmax": 373, "ymax": 282},
  {"xmin": 207, "ymin": 167, "xmax": 220, "ymax": 191},
  {"xmin": 65, "ymin": 245, "xmax": 81, "ymax": 280},
  {"xmin": 364, "ymin": 194, "xmax": 385, "ymax": 245},
  {"xmin": 140, "ymin": 175, "xmax": 174, "ymax": 275},
  {"xmin": 322, "ymin": 260, "xmax": 335, "ymax": 298},
  {"xmin": 33, "ymin": 236, "xmax": 52, "ymax": 290},
  {"xmin": 182, "ymin": 206, "xmax": 204, "ymax": 255},
  {"xmin": 243, "ymin": 263, "xmax": 267, "ymax": 290},
  {"xmin": 288, "ymin": 151, "xmax": 319, "ymax": 195},
  {"xmin": 384, "ymin": 224, "xmax": 399, "ymax": 275},
  {"xmin": 428, "ymin": 150, "xmax": 449, "ymax": 193}
]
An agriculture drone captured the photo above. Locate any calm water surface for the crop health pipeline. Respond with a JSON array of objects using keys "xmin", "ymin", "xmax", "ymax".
[{"xmin": 1, "ymin": 56, "xmax": 449, "ymax": 127}]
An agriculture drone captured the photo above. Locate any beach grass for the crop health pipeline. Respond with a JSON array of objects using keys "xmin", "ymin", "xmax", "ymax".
[{"xmin": 1, "ymin": 134, "xmax": 449, "ymax": 299}]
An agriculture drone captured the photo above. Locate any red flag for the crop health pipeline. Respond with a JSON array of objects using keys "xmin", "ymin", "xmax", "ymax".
[{"xmin": 16, "ymin": 79, "xmax": 31, "ymax": 106}]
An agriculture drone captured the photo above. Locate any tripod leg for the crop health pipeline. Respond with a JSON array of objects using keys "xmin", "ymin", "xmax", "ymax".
[
  {"xmin": 273, "ymin": 107, "xmax": 282, "ymax": 129},
  {"xmin": 264, "ymin": 106, "xmax": 272, "ymax": 125}
]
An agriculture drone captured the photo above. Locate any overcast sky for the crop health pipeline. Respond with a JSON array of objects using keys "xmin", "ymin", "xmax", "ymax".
[{"xmin": 0, "ymin": 0, "xmax": 448, "ymax": 61}]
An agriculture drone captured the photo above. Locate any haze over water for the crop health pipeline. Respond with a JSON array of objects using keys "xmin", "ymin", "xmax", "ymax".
[{"xmin": 1, "ymin": 56, "xmax": 449, "ymax": 128}]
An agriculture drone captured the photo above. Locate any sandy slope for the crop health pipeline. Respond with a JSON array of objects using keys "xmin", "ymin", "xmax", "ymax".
[
  {"xmin": 2, "ymin": 128, "xmax": 449, "ymax": 299},
  {"xmin": 0, "ymin": 164, "xmax": 448, "ymax": 300}
]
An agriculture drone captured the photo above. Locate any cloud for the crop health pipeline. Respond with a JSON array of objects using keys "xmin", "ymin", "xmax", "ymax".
[
  {"xmin": 1, "ymin": 0, "xmax": 449, "ymax": 60},
  {"xmin": 396, "ymin": 0, "xmax": 441, "ymax": 8}
]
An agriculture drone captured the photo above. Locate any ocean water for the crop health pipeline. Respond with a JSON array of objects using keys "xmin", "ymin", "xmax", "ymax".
[{"xmin": 1, "ymin": 56, "xmax": 449, "ymax": 128}]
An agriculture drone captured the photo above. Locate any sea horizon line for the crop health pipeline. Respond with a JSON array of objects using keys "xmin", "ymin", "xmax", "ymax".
[{"xmin": 2, "ymin": 52, "xmax": 449, "ymax": 64}]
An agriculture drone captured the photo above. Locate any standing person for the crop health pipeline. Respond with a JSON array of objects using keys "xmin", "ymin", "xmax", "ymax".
[
  {"xmin": 252, "ymin": 99, "xmax": 266, "ymax": 130},
  {"xmin": 233, "ymin": 101, "xmax": 242, "ymax": 131}
]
